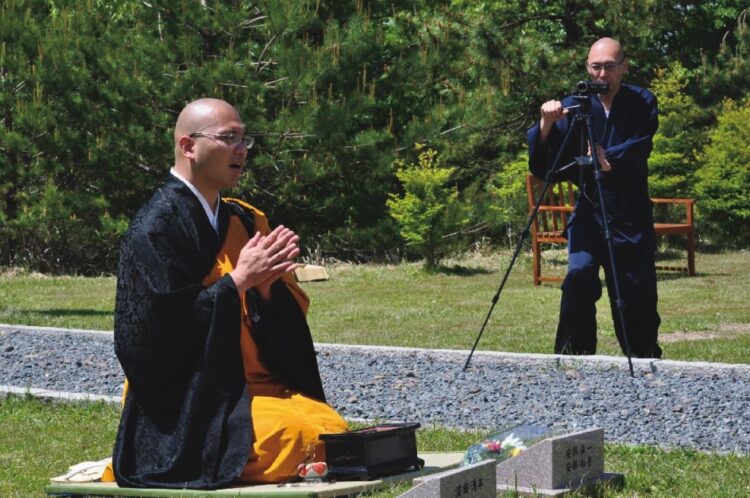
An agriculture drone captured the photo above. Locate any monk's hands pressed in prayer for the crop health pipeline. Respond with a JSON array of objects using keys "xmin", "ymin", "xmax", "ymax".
[{"xmin": 230, "ymin": 225, "xmax": 300, "ymax": 300}]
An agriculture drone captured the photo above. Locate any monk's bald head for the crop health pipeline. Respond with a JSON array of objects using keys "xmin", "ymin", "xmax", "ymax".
[
  {"xmin": 174, "ymin": 98, "xmax": 240, "ymax": 146},
  {"xmin": 172, "ymin": 98, "xmax": 248, "ymax": 194}
]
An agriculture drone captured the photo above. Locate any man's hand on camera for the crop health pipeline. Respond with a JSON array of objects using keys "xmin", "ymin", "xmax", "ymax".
[{"xmin": 539, "ymin": 100, "xmax": 568, "ymax": 144}]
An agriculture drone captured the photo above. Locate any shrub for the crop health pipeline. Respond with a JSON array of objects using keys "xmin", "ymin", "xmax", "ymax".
[{"xmin": 387, "ymin": 149, "xmax": 461, "ymax": 269}]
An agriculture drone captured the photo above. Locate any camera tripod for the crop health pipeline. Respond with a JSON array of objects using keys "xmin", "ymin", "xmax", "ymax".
[{"xmin": 464, "ymin": 87, "xmax": 635, "ymax": 377}]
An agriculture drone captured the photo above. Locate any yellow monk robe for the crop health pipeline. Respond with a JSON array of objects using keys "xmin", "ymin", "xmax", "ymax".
[
  {"xmin": 203, "ymin": 213, "xmax": 348, "ymax": 483},
  {"xmin": 102, "ymin": 207, "xmax": 347, "ymax": 485}
]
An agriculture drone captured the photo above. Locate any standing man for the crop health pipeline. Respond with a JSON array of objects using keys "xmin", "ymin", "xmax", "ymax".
[
  {"xmin": 111, "ymin": 98, "xmax": 347, "ymax": 489},
  {"xmin": 527, "ymin": 38, "xmax": 662, "ymax": 358}
]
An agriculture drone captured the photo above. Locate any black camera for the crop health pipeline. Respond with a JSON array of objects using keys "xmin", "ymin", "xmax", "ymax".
[{"xmin": 576, "ymin": 80, "xmax": 609, "ymax": 95}]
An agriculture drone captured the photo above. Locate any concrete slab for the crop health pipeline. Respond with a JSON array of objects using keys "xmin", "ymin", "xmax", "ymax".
[{"xmin": 45, "ymin": 452, "xmax": 465, "ymax": 498}]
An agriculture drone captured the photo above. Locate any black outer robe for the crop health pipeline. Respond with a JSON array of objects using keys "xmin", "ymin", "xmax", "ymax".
[{"xmin": 112, "ymin": 176, "xmax": 326, "ymax": 489}]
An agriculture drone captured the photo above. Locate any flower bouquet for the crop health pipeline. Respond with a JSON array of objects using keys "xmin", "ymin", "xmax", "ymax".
[{"xmin": 461, "ymin": 424, "xmax": 553, "ymax": 466}]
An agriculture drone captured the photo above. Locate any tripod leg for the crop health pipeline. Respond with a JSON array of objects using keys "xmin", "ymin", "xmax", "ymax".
[
  {"xmin": 463, "ymin": 119, "xmax": 581, "ymax": 371},
  {"xmin": 582, "ymin": 114, "xmax": 635, "ymax": 376}
]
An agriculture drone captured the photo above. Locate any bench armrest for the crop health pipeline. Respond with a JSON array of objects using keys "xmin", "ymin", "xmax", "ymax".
[
  {"xmin": 650, "ymin": 198, "xmax": 694, "ymax": 226},
  {"xmin": 651, "ymin": 198, "xmax": 694, "ymax": 205}
]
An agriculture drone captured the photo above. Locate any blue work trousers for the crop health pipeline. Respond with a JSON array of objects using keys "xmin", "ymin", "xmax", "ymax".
[{"xmin": 554, "ymin": 220, "xmax": 662, "ymax": 358}]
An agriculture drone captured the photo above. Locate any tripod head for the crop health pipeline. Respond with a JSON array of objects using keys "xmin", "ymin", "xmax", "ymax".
[
  {"xmin": 576, "ymin": 80, "xmax": 609, "ymax": 95},
  {"xmin": 565, "ymin": 82, "xmax": 609, "ymax": 118}
]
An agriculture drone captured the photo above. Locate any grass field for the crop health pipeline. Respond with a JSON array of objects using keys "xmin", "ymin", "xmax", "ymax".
[
  {"xmin": 1, "ymin": 250, "xmax": 748, "ymax": 362},
  {"xmin": 1, "ymin": 395, "xmax": 748, "ymax": 498}
]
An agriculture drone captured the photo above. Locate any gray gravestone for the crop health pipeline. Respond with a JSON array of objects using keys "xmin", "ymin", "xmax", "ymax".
[
  {"xmin": 495, "ymin": 427, "xmax": 623, "ymax": 496},
  {"xmin": 398, "ymin": 459, "xmax": 496, "ymax": 498}
]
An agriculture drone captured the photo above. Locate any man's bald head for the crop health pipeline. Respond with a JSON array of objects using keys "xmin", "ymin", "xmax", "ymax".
[
  {"xmin": 588, "ymin": 37, "xmax": 624, "ymax": 61},
  {"xmin": 586, "ymin": 37, "xmax": 627, "ymax": 98}
]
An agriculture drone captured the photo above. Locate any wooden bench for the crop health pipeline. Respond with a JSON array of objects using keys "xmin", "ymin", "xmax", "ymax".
[{"xmin": 525, "ymin": 174, "xmax": 696, "ymax": 286}]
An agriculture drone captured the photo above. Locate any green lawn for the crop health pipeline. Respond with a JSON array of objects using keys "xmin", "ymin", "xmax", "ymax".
[
  {"xmin": 0, "ymin": 396, "xmax": 118, "ymax": 498},
  {"xmin": 1, "ymin": 395, "xmax": 748, "ymax": 498},
  {"xmin": 1, "ymin": 250, "xmax": 748, "ymax": 362}
]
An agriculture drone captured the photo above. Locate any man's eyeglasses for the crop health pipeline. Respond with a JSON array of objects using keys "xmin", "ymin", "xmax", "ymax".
[
  {"xmin": 586, "ymin": 60, "xmax": 623, "ymax": 73},
  {"xmin": 190, "ymin": 132, "xmax": 255, "ymax": 150}
]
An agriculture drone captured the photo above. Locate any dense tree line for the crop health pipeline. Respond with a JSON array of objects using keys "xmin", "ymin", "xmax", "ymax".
[{"xmin": 1, "ymin": 1, "xmax": 748, "ymax": 274}]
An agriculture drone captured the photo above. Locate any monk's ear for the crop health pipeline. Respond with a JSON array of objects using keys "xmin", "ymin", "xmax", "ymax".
[{"xmin": 178, "ymin": 135, "xmax": 196, "ymax": 158}]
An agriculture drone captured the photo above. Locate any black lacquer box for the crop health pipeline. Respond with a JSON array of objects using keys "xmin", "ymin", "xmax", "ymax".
[{"xmin": 320, "ymin": 422, "xmax": 424, "ymax": 480}]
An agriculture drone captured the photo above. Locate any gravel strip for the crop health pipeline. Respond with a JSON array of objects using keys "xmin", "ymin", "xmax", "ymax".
[{"xmin": 1, "ymin": 324, "xmax": 748, "ymax": 455}]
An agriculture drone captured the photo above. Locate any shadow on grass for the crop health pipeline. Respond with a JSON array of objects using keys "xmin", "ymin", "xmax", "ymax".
[
  {"xmin": 656, "ymin": 271, "xmax": 695, "ymax": 282},
  {"xmin": 655, "ymin": 248, "xmax": 689, "ymax": 260},
  {"xmin": 14, "ymin": 309, "xmax": 111, "ymax": 317},
  {"xmin": 429, "ymin": 264, "xmax": 493, "ymax": 276},
  {"xmin": 657, "ymin": 269, "xmax": 734, "ymax": 281}
]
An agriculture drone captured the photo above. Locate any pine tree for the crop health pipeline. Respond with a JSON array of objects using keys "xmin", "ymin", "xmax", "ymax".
[{"xmin": 695, "ymin": 98, "xmax": 750, "ymax": 247}]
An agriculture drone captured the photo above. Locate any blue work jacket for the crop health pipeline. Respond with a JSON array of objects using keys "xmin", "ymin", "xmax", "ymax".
[{"xmin": 527, "ymin": 83, "xmax": 659, "ymax": 250}]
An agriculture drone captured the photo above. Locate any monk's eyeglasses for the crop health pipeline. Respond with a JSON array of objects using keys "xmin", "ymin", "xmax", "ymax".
[
  {"xmin": 586, "ymin": 60, "xmax": 623, "ymax": 73},
  {"xmin": 190, "ymin": 132, "xmax": 255, "ymax": 150}
]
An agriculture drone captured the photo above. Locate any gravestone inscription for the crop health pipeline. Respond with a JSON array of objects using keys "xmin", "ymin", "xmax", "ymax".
[
  {"xmin": 398, "ymin": 459, "xmax": 496, "ymax": 498},
  {"xmin": 495, "ymin": 427, "xmax": 623, "ymax": 496}
]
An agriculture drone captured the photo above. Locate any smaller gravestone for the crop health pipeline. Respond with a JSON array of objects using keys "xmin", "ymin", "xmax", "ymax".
[
  {"xmin": 398, "ymin": 459, "xmax": 496, "ymax": 498},
  {"xmin": 495, "ymin": 427, "xmax": 623, "ymax": 496}
]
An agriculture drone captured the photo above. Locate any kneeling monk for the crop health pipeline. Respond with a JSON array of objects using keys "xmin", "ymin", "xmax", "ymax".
[{"xmin": 110, "ymin": 98, "xmax": 347, "ymax": 489}]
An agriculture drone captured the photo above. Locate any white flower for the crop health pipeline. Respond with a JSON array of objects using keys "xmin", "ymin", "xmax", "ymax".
[{"xmin": 501, "ymin": 433, "xmax": 527, "ymax": 450}]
